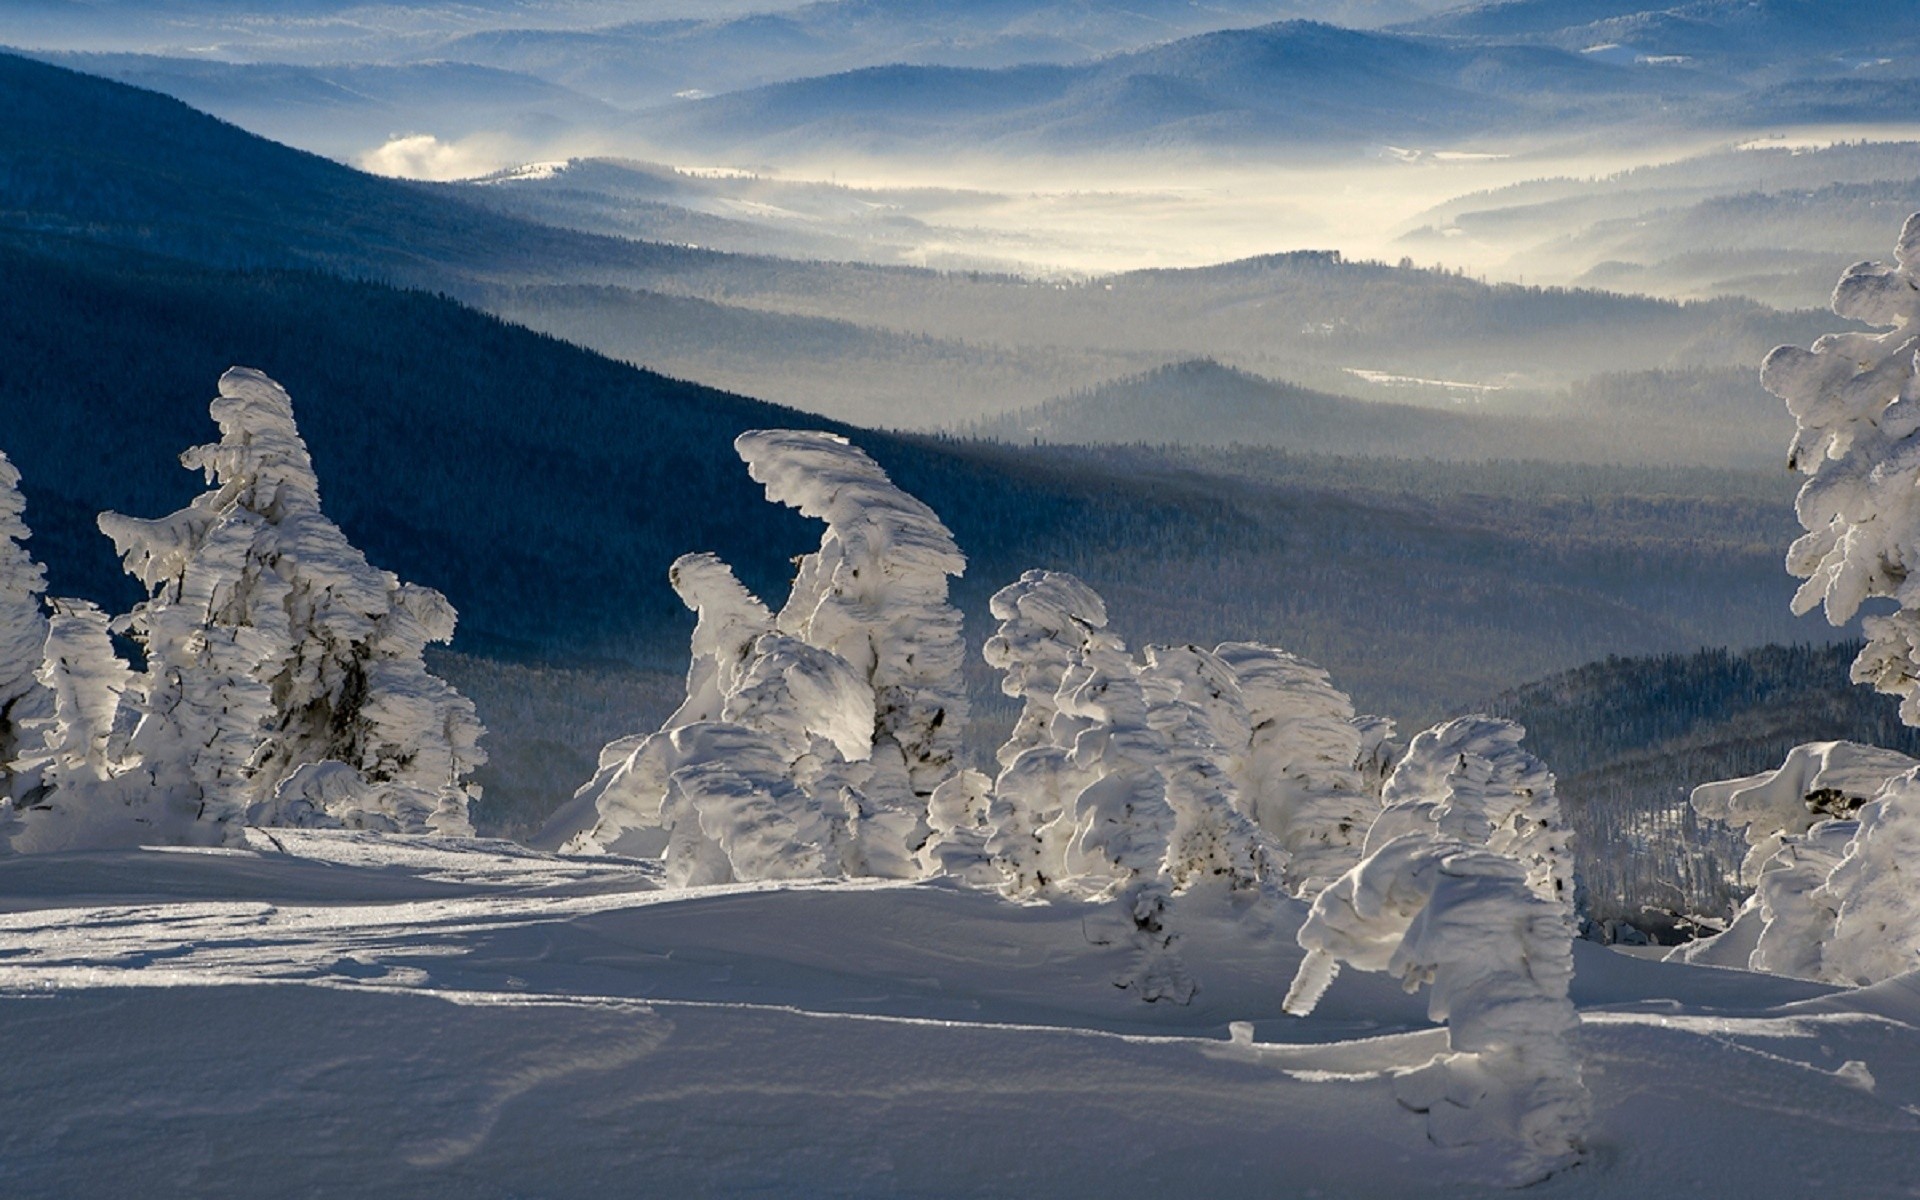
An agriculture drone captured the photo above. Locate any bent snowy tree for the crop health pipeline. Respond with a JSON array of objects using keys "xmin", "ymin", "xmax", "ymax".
[
  {"xmin": 1284, "ymin": 834, "xmax": 1588, "ymax": 1187},
  {"xmin": 545, "ymin": 430, "xmax": 968, "ymax": 883}
]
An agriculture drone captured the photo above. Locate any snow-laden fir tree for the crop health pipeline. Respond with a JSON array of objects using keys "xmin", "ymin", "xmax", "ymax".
[
  {"xmin": 1818, "ymin": 773, "xmax": 1920, "ymax": 984},
  {"xmin": 546, "ymin": 431, "xmax": 967, "ymax": 882},
  {"xmin": 1686, "ymin": 215, "xmax": 1920, "ymax": 985},
  {"xmin": 0, "ymin": 451, "xmax": 51, "ymax": 796},
  {"xmin": 7, "ymin": 601, "xmax": 138, "ymax": 851},
  {"xmin": 1690, "ymin": 740, "xmax": 1916, "ymax": 885},
  {"xmin": 964, "ymin": 570, "xmax": 1115, "ymax": 894},
  {"xmin": 94, "ymin": 368, "xmax": 483, "ymax": 840},
  {"xmin": 1138, "ymin": 644, "xmax": 1272, "ymax": 894},
  {"xmin": 1284, "ymin": 834, "xmax": 1589, "ymax": 1187},
  {"xmin": 738, "ymin": 429, "xmax": 968, "ymax": 806},
  {"xmin": 982, "ymin": 569, "xmax": 1110, "ymax": 768},
  {"xmin": 1050, "ymin": 633, "xmax": 1194, "ymax": 1002},
  {"xmin": 1685, "ymin": 743, "xmax": 1920, "ymax": 984}
]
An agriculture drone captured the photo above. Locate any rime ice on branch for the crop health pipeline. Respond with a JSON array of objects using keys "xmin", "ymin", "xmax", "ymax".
[
  {"xmin": 1767, "ymin": 213, "xmax": 1920, "ymax": 722},
  {"xmin": 95, "ymin": 368, "xmax": 484, "ymax": 840}
]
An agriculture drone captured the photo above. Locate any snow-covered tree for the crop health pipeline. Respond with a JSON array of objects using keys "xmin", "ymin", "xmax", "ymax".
[
  {"xmin": 963, "ymin": 571, "xmax": 1116, "ymax": 895},
  {"xmin": 96, "ymin": 368, "xmax": 484, "ymax": 840},
  {"xmin": 1138, "ymin": 644, "xmax": 1271, "ymax": 894},
  {"xmin": 982, "ymin": 570, "xmax": 1110, "ymax": 767},
  {"xmin": 1819, "ymin": 773, "xmax": 1920, "ymax": 984},
  {"xmin": 1682, "ymin": 215, "xmax": 1920, "ymax": 985},
  {"xmin": 738, "ymin": 429, "xmax": 968, "ymax": 806},
  {"xmin": 1214, "ymin": 641, "xmax": 1375, "ymax": 893},
  {"xmin": 1690, "ymin": 740, "xmax": 1916, "ymax": 884},
  {"xmin": 544, "ymin": 553, "xmax": 776, "ymax": 857},
  {"xmin": 1284, "ymin": 834, "xmax": 1589, "ymax": 1187},
  {"xmin": 548, "ymin": 430, "xmax": 966, "ymax": 882},
  {"xmin": 1767, "ymin": 212, "xmax": 1920, "ymax": 720},
  {"xmin": 1366, "ymin": 716, "xmax": 1571, "ymax": 908},
  {"xmin": 8, "ymin": 601, "xmax": 137, "ymax": 851},
  {"xmin": 0, "ymin": 451, "xmax": 51, "ymax": 792},
  {"xmin": 1688, "ymin": 743, "xmax": 1920, "ymax": 985}
]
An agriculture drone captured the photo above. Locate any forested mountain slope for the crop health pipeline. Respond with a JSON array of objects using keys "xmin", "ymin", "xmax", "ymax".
[{"xmin": 1482, "ymin": 641, "xmax": 1920, "ymax": 930}]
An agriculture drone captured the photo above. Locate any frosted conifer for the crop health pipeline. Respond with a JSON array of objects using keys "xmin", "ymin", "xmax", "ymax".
[
  {"xmin": 98, "ymin": 368, "xmax": 484, "ymax": 839},
  {"xmin": 0, "ymin": 451, "xmax": 50, "ymax": 791}
]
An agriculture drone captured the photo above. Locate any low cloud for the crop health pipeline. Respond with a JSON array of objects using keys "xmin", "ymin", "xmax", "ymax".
[{"xmin": 357, "ymin": 133, "xmax": 517, "ymax": 183}]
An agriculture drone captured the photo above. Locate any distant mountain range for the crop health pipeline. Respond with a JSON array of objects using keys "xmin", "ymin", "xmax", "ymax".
[
  {"xmin": 615, "ymin": 1, "xmax": 1920, "ymax": 159},
  {"xmin": 18, "ymin": 0, "xmax": 1917, "ymax": 165},
  {"xmin": 0, "ymin": 50, "xmax": 1840, "ymax": 830},
  {"xmin": 628, "ymin": 19, "xmax": 1722, "ymax": 157}
]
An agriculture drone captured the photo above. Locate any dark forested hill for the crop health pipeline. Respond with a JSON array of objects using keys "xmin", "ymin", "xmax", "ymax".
[{"xmin": 1479, "ymin": 641, "xmax": 1920, "ymax": 933}]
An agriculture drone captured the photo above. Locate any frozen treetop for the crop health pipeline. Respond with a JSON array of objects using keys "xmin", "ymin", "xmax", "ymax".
[
  {"xmin": 1692, "ymin": 740, "xmax": 1918, "ymax": 883},
  {"xmin": 736, "ymin": 429, "xmax": 967, "ymax": 796},
  {"xmin": 1765, "ymin": 214, "xmax": 1920, "ymax": 721},
  {"xmin": 1368, "ymin": 715, "xmax": 1568, "ymax": 905},
  {"xmin": 736, "ymin": 430, "xmax": 965, "ymax": 586},
  {"xmin": 664, "ymin": 552, "xmax": 774, "ymax": 731}
]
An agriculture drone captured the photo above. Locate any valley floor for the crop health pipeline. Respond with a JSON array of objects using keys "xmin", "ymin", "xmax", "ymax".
[{"xmin": 1, "ymin": 832, "xmax": 1915, "ymax": 1197}]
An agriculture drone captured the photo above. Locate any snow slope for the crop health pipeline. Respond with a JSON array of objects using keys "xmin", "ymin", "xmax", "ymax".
[{"xmin": 1, "ymin": 832, "xmax": 1915, "ymax": 1196}]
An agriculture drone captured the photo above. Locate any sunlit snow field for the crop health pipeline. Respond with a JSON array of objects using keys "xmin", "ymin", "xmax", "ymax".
[{"xmin": 3, "ymin": 831, "xmax": 1916, "ymax": 1198}]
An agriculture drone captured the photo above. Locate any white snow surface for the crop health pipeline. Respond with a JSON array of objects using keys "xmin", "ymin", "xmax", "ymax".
[{"xmin": 3, "ymin": 831, "xmax": 1917, "ymax": 1198}]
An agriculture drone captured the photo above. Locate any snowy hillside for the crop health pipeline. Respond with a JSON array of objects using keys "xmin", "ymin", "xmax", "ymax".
[{"xmin": 4, "ymin": 830, "xmax": 1917, "ymax": 1196}]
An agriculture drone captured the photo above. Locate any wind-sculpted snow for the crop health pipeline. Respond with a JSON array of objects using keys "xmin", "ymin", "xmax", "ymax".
[
  {"xmin": 1691, "ymin": 740, "xmax": 1917, "ymax": 883},
  {"xmin": 1685, "ymin": 742, "xmax": 1920, "ymax": 986},
  {"xmin": 1768, "ymin": 213, "xmax": 1920, "ymax": 722},
  {"xmin": 1285, "ymin": 834, "xmax": 1589, "ymax": 1187},
  {"xmin": 12, "ymin": 369, "xmax": 485, "ymax": 849},
  {"xmin": 1368, "ymin": 715, "xmax": 1571, "ymax": 908},
  {"xmin": 1215, "ymin": 641, "xmax": 1377, "ymax": 893},
  {"xmin": 736, "ymin": 429, "xmax": 968, "ymax": 803},
  {"xmin": 552, "ymin": 432, "xmax": 966, "ymax": 882},
  {"xmin": 0, "ymin": 451, "xmax": 49, "ymax": 787}
]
